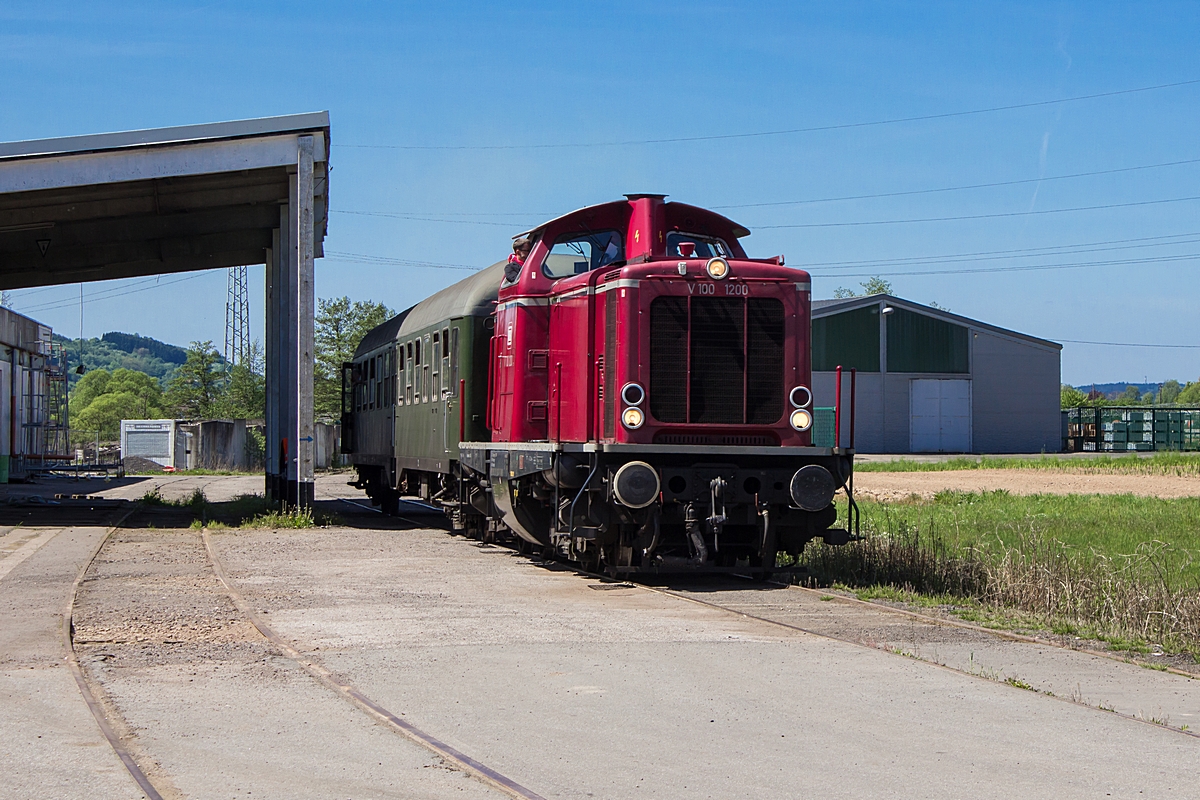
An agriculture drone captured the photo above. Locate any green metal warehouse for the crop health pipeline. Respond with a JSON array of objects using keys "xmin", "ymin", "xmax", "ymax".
[{"xmin": 811, "ymin": 295, "xmax": 1062, "ymax": 454}]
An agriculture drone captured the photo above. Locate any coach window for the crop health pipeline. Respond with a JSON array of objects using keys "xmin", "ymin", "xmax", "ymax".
[
  {"xmin": 366, "ymin": 356, "xmax": 375, "ymax": 410},
  {"xmin": 385, "ymin": 350, "xmax": 393, "ymax": 407},
  {"xmin": 441, "ymin": 328, "xmax": 451, "ymax": 395},
  {"xmin": 406, "ymin": 341, "xmax": 415, "ymax": 403},
  {"xmin": 400, "ymin": 347, "xmax": 410, "ymax": 407},
  {"xmin": 436, "ymin": 328, "xmax": 446, "ymax": 398},
  {"xmin": 542, "ymin": 230, "xmax": 625, "ymax": 278},
  {"xmin": 376, "ymin": 355, "xmax": 384, "ymax": 409},
  {"xmin": 666, "ymin": 231, "xmax": 730, "ymax": 258},
  {"xmin": 427, "ymin": 333, "xmax": 436, "ymax": 402},
  {"xmin": 414, "ymin": 339, "xmax": 422, "ymax": 402},
  {"xmin": 449, "ymin": 327, "xmax": 459, "ymax": 396}
]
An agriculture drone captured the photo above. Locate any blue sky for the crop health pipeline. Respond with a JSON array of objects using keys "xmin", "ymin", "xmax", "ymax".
[{"xmin": 1, "ymin": 1, "xmax": 1197, "ymax": 385}]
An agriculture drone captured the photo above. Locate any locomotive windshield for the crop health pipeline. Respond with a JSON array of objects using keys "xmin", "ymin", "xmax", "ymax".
[
  {"xmin": 666, "ymin": 231, "xmax": 730, "ymax": 259},
  {"xmin": 542, "ymin": 230, "xmax": 625, "ymax": 278}
]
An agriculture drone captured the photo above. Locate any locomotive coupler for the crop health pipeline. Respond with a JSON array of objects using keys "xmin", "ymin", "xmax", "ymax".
[
  {"xmin": 684, "ymin": 502, "xmax": 708, "ymax": 565},
  {"xmin": 707, "ymin": 477, "xmax": 728, "ymax": 553}
]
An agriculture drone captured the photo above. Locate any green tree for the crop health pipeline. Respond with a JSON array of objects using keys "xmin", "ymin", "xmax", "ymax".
[
  {"xmin": 1159, "ymin": 379, "xmax": 1183, "ymax": 404},
  {"xmin": 69, "ymin": 367, "xmax": 166, "ymax": 440},
  {"xmin": 214, "ymin": 341, "xmax": 265, "ymax": 419},
  {"xmin": 1060, "ymin": 385, "xmax": 1088, "ymax": 408},
  {"xmin": 1117, "ymin": 385, "xmax": 1141, "ymax": 403},
  {"xmin": 1178, "ymin": 381, "xmax": 1200, "ymax": 405},
  {"xmin": 315, "ymin": 296, "xmax": 393, "ymax": 420},
  {"xmin": 166, "ymin": 341, "xmax": 224, "ymax": 418},
  {"xmin": 832, "ymin": 276, "xmax": 892, "ymax": 299}
]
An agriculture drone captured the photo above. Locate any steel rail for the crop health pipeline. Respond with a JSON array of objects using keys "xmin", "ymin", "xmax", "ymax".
[
  {"xmin": 62, "ymin": 505, "xmax": 170, "ymax": 800},
  {"xmin": 201, "ymin": 527, "xmax": 548, "ymax": 800}
]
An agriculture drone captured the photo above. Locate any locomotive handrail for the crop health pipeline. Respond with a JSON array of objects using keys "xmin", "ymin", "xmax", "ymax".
[
  {"xmin": 835, "ymin": 365, "xmax": 843, "ymax": 448},
  {"xmin": 486, "ymin": 335, "xmax": 497, "ymax": 433}
]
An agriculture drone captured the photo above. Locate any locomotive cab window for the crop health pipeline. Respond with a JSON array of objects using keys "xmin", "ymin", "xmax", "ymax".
[
  {"xmin": 542, "ymin": 230, "xmax": 625, "ymax": 278},
  {"xmin": 666, "ymin": 231, "xmax": 730, "ymax": 259}
]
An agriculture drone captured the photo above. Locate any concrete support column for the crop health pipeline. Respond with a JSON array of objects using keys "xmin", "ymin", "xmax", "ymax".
[
  {"xmin": 264, "ymin": 238, "xmax": 278, "ymax": 498},
  {"xmin": 263, "ymin": 136, "xmax": 317, "ymax": 509},
  {"xmin": 296, "ymin": 135, "xmax": 315, "ymax": 508}
]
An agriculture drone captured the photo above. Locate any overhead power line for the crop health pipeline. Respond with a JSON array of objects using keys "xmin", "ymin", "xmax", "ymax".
[
  {"xmin": 794, "ymin": 231, "xmax": 1200, "ymax": 269},
  {"xmin": 1057, "ymin": 339, "xmax": 1200, "ymax": 349},
  {"xmin": 323, "ymin": 251, "xmax": 485, "ymax": 271},
  {"xmin": 17, "ymin": 273, "xmax": 207, "ymax": 314},
  {"xmin": 341, "ymin": 78, "xmax": 1200, "ymax": 151},
  {"xmin": 757, "ymin": 194, "xmax": 1200, "ymax": 229},
  {"xmin": 819, "ymin": 251, "xmax": 1200, "ymax": 278},
  {"xmin": 714, "ymin": 157, "xmax": 1200, "ymax": 210}
]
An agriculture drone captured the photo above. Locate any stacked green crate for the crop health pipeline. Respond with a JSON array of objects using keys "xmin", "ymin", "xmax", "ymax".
[{"xmin": 813, "ymin": 407, "xmax": 836, "ymax": 448}]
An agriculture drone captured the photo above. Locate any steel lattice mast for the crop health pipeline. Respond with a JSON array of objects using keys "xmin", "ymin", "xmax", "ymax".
[{"xmin": 223, "ymin": 265, "xmax": 251, "ymax": 367}]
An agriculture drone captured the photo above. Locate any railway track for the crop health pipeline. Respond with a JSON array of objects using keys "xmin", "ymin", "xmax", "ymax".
[
  {"xmin": 62, "ymin": 490, "xmax": 1198, "ymax": 798},
  {"xmin": 65, "ymin": 498, "xmax": 548, "ymax": 800}
]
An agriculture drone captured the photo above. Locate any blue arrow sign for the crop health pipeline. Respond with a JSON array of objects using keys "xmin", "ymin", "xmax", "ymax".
[{"xmin": 300, "ymin": 436, "xmax": 314, "ymax": 442}]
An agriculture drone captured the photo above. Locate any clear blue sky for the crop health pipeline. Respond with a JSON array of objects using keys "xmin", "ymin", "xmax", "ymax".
[{"xmin": 2, "ymin": 1, "xmax": 1197, "ymax": 386}]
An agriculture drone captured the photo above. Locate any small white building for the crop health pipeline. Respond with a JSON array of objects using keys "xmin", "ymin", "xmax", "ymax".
[
  {"xmin": 811, "ymin": 295, "xmax": 1062, "ymax": 454},
  {"xmin": 120, "ymin": 419, "xmax": 192, "ymax": 470}
]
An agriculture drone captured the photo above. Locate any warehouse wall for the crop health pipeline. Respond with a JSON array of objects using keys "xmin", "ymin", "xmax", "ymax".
[{"xmin": 971, "ymin": 329, "xmax": 1061, "ymax": 453}]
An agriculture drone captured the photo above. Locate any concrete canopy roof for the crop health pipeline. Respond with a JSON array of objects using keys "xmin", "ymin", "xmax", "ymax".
[
  {"xmin": 0, "ymin": 112, "xmax": 329, "ymax": 289},
  {"xmin": 811, "ymin": 293, "xmax": 1062, "ymax": 351}
]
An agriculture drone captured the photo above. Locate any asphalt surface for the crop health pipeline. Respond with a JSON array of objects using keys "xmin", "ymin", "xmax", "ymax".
[{"xmin": 2, "ymin": 472, "xmax": 1198, "ymax": 799}]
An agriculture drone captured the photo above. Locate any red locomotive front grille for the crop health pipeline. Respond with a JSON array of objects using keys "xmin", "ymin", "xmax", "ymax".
[{"xmin": 648, "ymin": 295, "xmax": 785, "ymax": 426}]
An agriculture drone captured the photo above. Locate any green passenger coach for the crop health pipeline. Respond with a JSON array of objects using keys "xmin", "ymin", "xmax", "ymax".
[{"xmin": 345, "ymin": 262, "xmax": 502, "ymax": 514}]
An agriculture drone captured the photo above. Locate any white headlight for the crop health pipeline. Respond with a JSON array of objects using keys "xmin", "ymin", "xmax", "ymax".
[
  {"xmin": 622, "ymin": 407, "xmax": 645, "ymax": 429},
  {"xmin": 621, "ymin": 382, "xmax": 645, "ymax": 406},
  {"xmin": 790, "ymin": 408, "xmax": 813, "ymax": 431},
  {"xmin": 705, "ymin": 257, "xmax": 730, "ymax": 280}
]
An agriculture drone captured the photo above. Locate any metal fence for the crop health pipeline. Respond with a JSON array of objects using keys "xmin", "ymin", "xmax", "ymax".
[{"xmin": 1063, "ymin": 406, "xmax": 1200, "ymax": 452}]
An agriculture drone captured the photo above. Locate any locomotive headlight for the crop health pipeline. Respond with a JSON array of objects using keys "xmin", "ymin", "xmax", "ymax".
[
  {"xmin": 705, "ymin": 257, "xmax": 730, "ymax": 280},
  {"xmin": 790, "ymin": 385, "xmax": 812, "ymax": 408},
  {"xmin": 621, "ymin": 382, "xmax": 645, "ymax": 406},
  {"xmin": 622, "ymin": 407, "xmax": 645, "ymax": 429},
  {"xmin": 789, "ymin": 408, "xmax": 813, "ymax": 431}
]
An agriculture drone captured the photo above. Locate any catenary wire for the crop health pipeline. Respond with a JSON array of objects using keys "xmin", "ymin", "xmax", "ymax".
[
  {"xmin": 818, "ymin": 252, "xmax": 1200, "ymax": 278},
  {"xmin": 325, "ymin": 153, "xmax": 1200, "ymax": 221},
  {"xmin": 713, "ymin": 156, "xmax": 1200, "ymax": 209},
  {"xmin": 756, "ymin": 194, "xmax": 1200, "ymax": 229},
  {"xmin": 1056, "ymin": 339, "xmax": 1200, "ymax": 349},
  {"xmin": 340, "ymin": 78, "xmax": 1200, "ymax": 150},
  {"xmin": 17, "ymin": 273, "xmax": 208, "ymax": 314},
  {"xmin": 793, "ymin": 231, "xmax": 1200, "ymax": 269}
]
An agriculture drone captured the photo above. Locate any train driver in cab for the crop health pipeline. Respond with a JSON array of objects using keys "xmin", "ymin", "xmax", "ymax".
[{"xmin": 503, "ymin": 235, "xmax": 533, "ymax": 284}]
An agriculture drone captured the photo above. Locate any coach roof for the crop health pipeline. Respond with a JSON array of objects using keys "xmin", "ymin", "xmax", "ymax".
[{"xmin": 354, "ymin": 261, "xmax": 504, "ymax": 358}]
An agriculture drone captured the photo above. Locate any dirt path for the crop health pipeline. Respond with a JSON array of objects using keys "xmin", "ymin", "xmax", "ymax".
[{"xmin": 853, "ymin": 469, "xmax": 1200, "ymax": 501}]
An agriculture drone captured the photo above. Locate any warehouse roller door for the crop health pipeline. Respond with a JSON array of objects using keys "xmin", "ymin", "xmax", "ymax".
[{"xmin": 910, "ymin": 379, "xmax": 972, "ymax": 453}]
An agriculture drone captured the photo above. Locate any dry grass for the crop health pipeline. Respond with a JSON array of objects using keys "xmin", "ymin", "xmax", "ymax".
[{"xmin": 799, "ymin": 501, "xmax": 1200, "ymax": 658}]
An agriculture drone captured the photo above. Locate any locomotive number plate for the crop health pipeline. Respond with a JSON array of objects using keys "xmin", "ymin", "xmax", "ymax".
[{"xmin": 687, "ymin": 282, "xmax": 750, "ymax": 296}]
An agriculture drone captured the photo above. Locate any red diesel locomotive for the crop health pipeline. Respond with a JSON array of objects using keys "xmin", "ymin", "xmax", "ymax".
[{"xmin": 345, "ymin": 194, "xmax": 857, "ymax": 575}]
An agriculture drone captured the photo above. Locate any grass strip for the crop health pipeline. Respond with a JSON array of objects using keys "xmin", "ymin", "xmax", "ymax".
[
  {"xmin": 855, "ymin": 452, "xmax": 1200, "ymax": 476},
  {"xmin": 795, "ymin": 491, "xmax": 1200, "ymax": 659}
]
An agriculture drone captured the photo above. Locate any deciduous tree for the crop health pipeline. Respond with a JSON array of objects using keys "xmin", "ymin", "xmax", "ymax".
[{"xmin": 314, "ymin": 296, "xmax": 393, "ymax": 420}]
